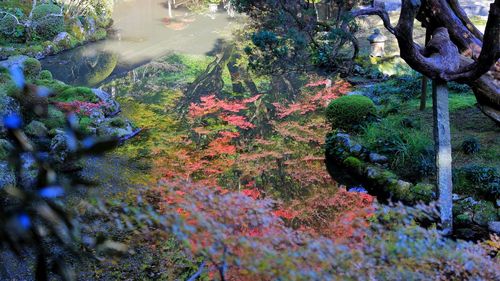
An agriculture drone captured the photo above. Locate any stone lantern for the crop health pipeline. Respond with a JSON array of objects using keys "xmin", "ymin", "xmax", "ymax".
[{"xmin": 368, "ymin": 29, "xmax": 387, "ymax": 57}]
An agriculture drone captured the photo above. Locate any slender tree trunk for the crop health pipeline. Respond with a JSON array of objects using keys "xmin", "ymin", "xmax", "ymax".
[
  {"xmin": 420, "ymin": 29, "xmax": 432, "ymax": 111},
  {"xmin": 432, "ymin": 80, "xmax": 453, "ymax": 235}
]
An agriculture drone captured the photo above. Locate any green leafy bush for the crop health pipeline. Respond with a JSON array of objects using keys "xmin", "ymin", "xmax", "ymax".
[
  {"xmin": 461, "ymin": 136, "xmax": 481, "ymax": 154},
  {"xmin": 54, "ymin": 87, "xmax": 98, "ymax": 103},
  {"xmin": 32, "ymin": 4, "xmax": 64, "ymax": 40},
  {"xmin": 457, "ymin": 165, "xmax": 500, "ymax": 198},
  {"xmin": 326, "ymin": 95, "xmax": 376, "ymax": 131}
]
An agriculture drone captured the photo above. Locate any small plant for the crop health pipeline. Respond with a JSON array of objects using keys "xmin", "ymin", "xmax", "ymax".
[
  {"xmin": 39, "ymin": 69, "xmax": 53, "ymax": 80},
  {"xmin": 326, "ymin": 95, "xmax": 376, "ymax": 131},
  {"xmin": 461, "ymin": 137, "xmax": 481, "ymax": 154}
]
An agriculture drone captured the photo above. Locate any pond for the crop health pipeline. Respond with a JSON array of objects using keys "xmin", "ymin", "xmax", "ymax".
[{"xmin": 41, "ymin": 0, "xmax": 239, "ymax": 87}]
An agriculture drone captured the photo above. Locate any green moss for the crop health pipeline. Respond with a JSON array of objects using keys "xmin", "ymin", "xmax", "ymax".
[
  {"xmin": 53, "ymin": 87, "xmax": 98, "ymax": 103},
  {"xmin": 35, "ymin": 79, "xmax": 70, "ymax": 94},
  {"xmin": 473, "ymin": 201, "xmax": 498, "ymax": 226},
  {"xmin": 409, "ymin": 183, "xmax": 434, "ymax": 203},
  {"xmin": 32, "ymin": 4, "xmax": 65, "ymax": 40},
  {"xmin": 326, "ymin": 95, "xmax": 376, "ymax": 131},
  {"xmin": 343, "ymin": 156, "xmax": 364, "ymax": 174},
  {"xmin": 39, "ymin": 70, "xmax": 53, "ymax": 80},
  {"xmin": 455, "ymin": 213, "xmax": 472, "ymax": 225},
  {"xmin": 23, "ymin": 58, "xmax": 42, "ymax": 78},
  {"xmin": 79, "ymin": 116, "xmax": 94, "ymax": 134},
  {"xmin": 0, "ymin": 139, "xmax": 14, "ymax": 160},
  {"xmin": 109, "ymin": 117, "xmax": 126, "ymax": 128},
  {"xmin": 41, "ymin": 106, "xmax": 66, "ymax": 129},
  {"xmin": 89, "ymin": 28, "xmax": 107, "ymax": 41},
  {"xmin": 25, "ymin": 120, "xmax": 48, "ymax": 137}
]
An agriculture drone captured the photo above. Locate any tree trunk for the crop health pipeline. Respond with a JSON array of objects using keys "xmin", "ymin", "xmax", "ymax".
[
  {"xmin": 417, "ymin": 0, "xmax": 500, "ymax": 123},
  {"xmin": 432, "ymin": 80, "xmax": 453, "ymax": 235}
]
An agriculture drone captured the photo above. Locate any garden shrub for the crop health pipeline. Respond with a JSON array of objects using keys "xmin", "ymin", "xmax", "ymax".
[
  {"xmin": 23, "ymin": 58, "xmax": 41, "ymax": 78},
  {"xmin": 54, "ymin": 87, "xmax": 98, "ymax": 103},
  {"xmin": 461, "ymin": 136, "xmax": 481, "ymax": 154},
  {"xmin": 326, "ymin": 95, "xmax": 376, "ymax": 131},
  {"xmin": 456, "ymin": 165, "xmax": 500, "ymax": 198},
  {"xmin": 39, "ymin": 70, "xmax": 53, "ymax": 80},
  {"xmin": 32, "ymin": 4, "xmax": 64, "ymax": 40}
]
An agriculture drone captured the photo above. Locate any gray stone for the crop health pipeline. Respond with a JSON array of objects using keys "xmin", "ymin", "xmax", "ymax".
[
  {"xmin": 0, "ymin": 139, "xmax": 14, "ymax": 162},
  {"xmin": 50, "ymin": 131, "xmax": 70, "ymax": 164},
  {"xmin": 25, "ymin": 120, "xmax": 48, "ymax": 138},
  {"xmin": 20, "ymin": 153, "xmax": 38, "ymax": 188},
  {"xmin": 92, "ymin": 89, "xmax": 120, "ymax": 116},
  {"xmin": 366, "ymin": 167, "xmax": 379, "ymax": 180},
  {"xmin": 97, "ymin": 119, "xmax": 134, "ymax": 139},
  {"xmin": 0, "ymin": 55, "xmax": 29, "ymax": 69},
  {"xmin": 53, "ymin": 32, "xmax": 72, "ymax": 46},
  {"xmin": 369, "ymin": 152, "xmax": 388, "ymax": 164},
  {"xmin": 349, "ymin": 144, "xmax": 363, "ymax": 155},
  {"xmin": 0, "ymin": 161, "xmax": 16, "ymax": 189},
  {"xmin": 84, "ymin": 17, "xmax": 97, "ymax": 36},
  {"xmin": 488, "ymin": 221, "xmax": 500, "ymax": 234},
  {"xmin": 0, "ymin": 95, "xmax": 21, "ymax": 137},
  {"xmin": 336, "ymin": 133, "xmax": 351, "ymax": 148}
]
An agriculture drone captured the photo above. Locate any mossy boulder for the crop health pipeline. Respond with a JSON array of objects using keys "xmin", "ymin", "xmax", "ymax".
[
  {"xmin": 25, "ymin": 120, "xmax": 48, "ymax": 138},
  {"xmin": 23, "ymin": 58, "xmax": 42, "ymax": 78},
  {"xmin": 32, "ymin": 4, "xmax": 65, "ymax": 40},
  {"xmin": 0, "ymin": 161, "xmax": 16, "ymax": 189},
  {"xmin": 39, "ymin": 70, "xmax": 53, "ymax": 80},
  {"xmin": 0, "ymin": 139, "xmax": 14, "ymax": 160},
  {"xmin": 343, "ymin": 156, "xmax": 364, "ymax": 174},
  {"xmin": 473, "ymin": 201, "xmax": 498, "ymax": 226},
  {"xmin": 41, "ymin": 106, "xmax": 66, "ymax": 129},
  {"xmin": 326, "ymin": 95, "xmax": 376, "ymax": 131}
]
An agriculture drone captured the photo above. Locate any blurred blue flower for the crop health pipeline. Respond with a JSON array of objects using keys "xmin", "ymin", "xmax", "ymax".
[
  {"xmin": 39, "ymin": 186, "xmax": 65, "ymax": 198},
  {"xmin": 9, "ymin": 66, "xmax": 25, "ymax": 89},
  {"xmin": 82, "ymin": 137, "xmax": 95, "ymax": 149},
  {"xmin": 3, "ymin": 113, "xmax": 22, "ymax": 130},
  {"xmin": 17, "ymin": 213, "xmax": 31, "ymax": 230}
]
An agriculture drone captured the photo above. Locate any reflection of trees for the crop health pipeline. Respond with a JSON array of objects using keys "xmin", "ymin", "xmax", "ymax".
[
  {"xmin": 84, "ymin": 52, "xmax": 118, "ymax": 86},
  {"xmin": 51, "ymin": 49, "xmax": 118, "ymax": 86}
]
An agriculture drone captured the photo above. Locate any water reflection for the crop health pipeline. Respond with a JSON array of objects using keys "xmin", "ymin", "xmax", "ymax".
[{"xmin": 41, "ymin": 0, "xmax": 239, "ymax": 86}]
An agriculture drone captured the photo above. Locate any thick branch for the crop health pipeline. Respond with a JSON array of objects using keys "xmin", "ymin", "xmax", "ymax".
[{"xmin": 351, "ymin": 7, "xmax": 395, "ymax": 35}]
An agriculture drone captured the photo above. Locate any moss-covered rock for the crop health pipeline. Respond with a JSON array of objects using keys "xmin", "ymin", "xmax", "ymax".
[
  {"xmin": 0, "ymin": 139, "xmax": 14, "ymax": 160},
  {"xmin": 326, "ymin": 95, "xmax": 376, "ymax": 131},
  {"xmin": 41, "ymin": 106, "xmax": 66, "ymax": 129},
  {"xmin": 23, "ymin": 58, "xmax": 42, "ymax": 78},
  {"xmin": 343, "ymin": 156, "xmax": 364, "ymax": 174},
  {"xmin": 25, "ymin": 120, "xmax": 48, "ymax": 138},
  {"xmin": 54, "ymin": 87, "xmax": 99, "ymax": 103},
  {"xmin": 32, "ymin": 4, "xmax": 65, "ymax": 40},
  {"xmin": 39, "ymin": 70, "xmax": 53, "ymax": 80},
  {"xmin": 473, "ymin": 201, "xmax": 498, "ymax": 226},
  {"xmin": 409, "ymin": 183, "xmax": 434, "ymax": 203}
]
